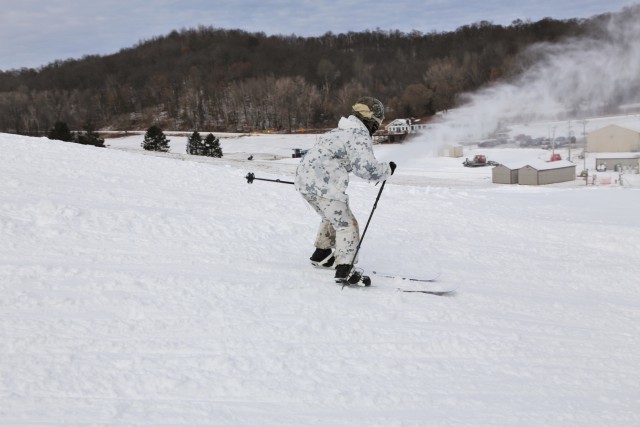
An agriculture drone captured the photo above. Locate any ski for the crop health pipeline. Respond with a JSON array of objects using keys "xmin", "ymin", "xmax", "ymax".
[
  {"xmin": 364, "ymin": 270, "xmax": 456, "ymax": 294},
  {"xmin": 399, "ymin": 288, "xmax": 456, "ymax": 296},
  {"xmin": 335, "ymin": 272, "xmax": 456, "ymax": 295},
  {"xmin": 338, "ymin": 281, "xmax": 456, "ymax": 295},
  {"xmin": 395, "ymin": 279, "xmax": 457, "ymax": 295},
  {"xmin": 320, "ymin": 263, "xmax": 456, "ymax": 295},
  {"xmin": 368, "ymin": 270, "xmax": 441, "ymax": 282}
]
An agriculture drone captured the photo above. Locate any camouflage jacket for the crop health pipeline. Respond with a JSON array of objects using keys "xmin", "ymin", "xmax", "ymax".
[{"xmin": 295, "ymin": 115, "xmax": 391, "ymax": 202}]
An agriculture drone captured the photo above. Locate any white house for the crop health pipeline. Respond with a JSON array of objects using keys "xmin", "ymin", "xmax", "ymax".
[{"xmin": 385, "ymin": 118, "xmax": 430, "ymax": 134}]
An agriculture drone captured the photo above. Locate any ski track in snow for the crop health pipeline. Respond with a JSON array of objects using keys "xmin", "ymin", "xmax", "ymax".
[{"xmin": 1, "ymin": 134, "xmax": 640, "ymax": 426}]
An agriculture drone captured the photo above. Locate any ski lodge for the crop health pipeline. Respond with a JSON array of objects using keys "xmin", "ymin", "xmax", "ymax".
[
  {"xmin": 375, "ymin": 118, "xmax": 432, "ymax": 143},
  {"xmin": 385, "ymin": 118, "xmax": 431, "ymax": 134}
]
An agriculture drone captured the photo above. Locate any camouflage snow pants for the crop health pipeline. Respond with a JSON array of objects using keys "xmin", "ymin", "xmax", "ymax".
[{"xmin": 301, "ymin": 194, "xmax": 360, "ymax": 265}]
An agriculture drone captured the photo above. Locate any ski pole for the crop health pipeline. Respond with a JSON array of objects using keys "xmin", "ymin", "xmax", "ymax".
[
  {"xmin": 245, "ymin": 172, "xmax": 294, "ymax": 185},
  {"xmin": 347, "ymin": 179, "xmax": 387, "ymax": 272}
]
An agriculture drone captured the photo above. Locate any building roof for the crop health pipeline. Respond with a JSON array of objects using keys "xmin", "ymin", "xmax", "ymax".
[
  {"xmin": 588, "ymin": 124, "xmax": 640, "ymax": 135},
  {"xmin": 524, "ymin": 159, "xmax": 576, "ymax": 171},
  {"xmin": 495, "ymin": 161, "xmax": 528, "ymax": 170},
  {"xmin": 594, "ymin": 152, "xmax": 640, "ymax": 159},
  {"xmin": 386, "ymin": 118, "xmax": 428, "ymax": 127},
  {"xmin": 497, "ymin": 159, "xmax": 576, "ymax": 171}
]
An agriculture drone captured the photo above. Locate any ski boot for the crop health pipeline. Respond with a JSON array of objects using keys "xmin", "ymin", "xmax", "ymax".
[
  {"xmin": 334, "ymin": 264, "xmax": 371, "ymax": 287},
  {"xmin": 310, "ymin": 248, "xmax": 335, "ymax": 268}
]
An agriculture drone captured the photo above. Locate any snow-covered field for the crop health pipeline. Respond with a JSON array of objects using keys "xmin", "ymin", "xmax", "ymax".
[{"xmin": 2, "ymin": 126, "xmax": 640, "ymax": 426}]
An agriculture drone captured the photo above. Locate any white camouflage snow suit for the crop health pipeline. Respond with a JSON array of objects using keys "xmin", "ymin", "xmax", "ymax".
[{"xmin": 295, "ymin": 115, "xmax": 392, "ymax": 266}]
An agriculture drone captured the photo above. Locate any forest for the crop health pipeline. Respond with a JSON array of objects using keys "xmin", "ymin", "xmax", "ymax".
[{"xmin": 0, "ymin": 12, "xmax": 614, "ymax": 135}]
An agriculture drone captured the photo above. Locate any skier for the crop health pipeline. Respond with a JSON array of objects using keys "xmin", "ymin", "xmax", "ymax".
[{"xmin": 295, "ymin": 96, "xmax": 396, "ymax": 283}]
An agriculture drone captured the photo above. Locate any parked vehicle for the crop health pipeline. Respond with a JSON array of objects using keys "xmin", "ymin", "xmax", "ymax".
[{"xmin": 478, "ymin": 139, "xmax": 499, "ymax": 148}]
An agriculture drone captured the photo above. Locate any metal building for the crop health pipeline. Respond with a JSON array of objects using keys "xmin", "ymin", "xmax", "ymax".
[
  {"xmin": 587, "ymin": 124, "xmax": 640, "ymax": 153},
  {"xmin": 492, "ymin": 162, "xmax": 524, "ymax": 184},
  {"xmin": 438, "ymin": 145, "xmax": 464, "ymax": 158},
  {"xmin": 594, "ymin": 153, "xmax": 640, "ymax": 171},
  {"xmin": 518, "ymin": 160, "xmax": 576, "ymax": 185}
]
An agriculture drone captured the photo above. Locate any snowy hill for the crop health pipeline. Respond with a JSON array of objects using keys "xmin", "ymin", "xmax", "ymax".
[{"xmin": 1, "ymin": 132, "xmax": 640, "ymax": 426}]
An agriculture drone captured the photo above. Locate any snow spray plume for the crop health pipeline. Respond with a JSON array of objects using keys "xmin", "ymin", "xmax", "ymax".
[{"xmin": 408, "ymin": 5, "xmax": 640, "ymax": 160}]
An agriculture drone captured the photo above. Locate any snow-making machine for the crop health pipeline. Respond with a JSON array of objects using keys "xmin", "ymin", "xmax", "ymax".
[{"xmin": 463, "ymin": 154, "xmax": 498, "ymax": 167}]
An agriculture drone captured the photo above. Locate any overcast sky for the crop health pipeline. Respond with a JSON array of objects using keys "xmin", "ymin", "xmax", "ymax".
[{"xmin": 0, "ymin": 0, "xmax": 637, "ymax": 71}]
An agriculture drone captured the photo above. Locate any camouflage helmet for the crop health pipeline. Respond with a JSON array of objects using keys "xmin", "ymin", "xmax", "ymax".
[{"xmin": 352, "ymin": 97, "xmax": 384, "ymax": 126}]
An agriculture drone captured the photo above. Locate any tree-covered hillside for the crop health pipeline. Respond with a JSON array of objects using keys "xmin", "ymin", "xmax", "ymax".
[{"xmin": 0, "ymin": 11, "xmax": 618, "ymax": 134}]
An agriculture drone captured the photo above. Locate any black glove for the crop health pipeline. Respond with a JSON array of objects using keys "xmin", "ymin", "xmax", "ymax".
[{"xmin": 389, "ymin": 161, "xmax": 397, "ymax": 175}]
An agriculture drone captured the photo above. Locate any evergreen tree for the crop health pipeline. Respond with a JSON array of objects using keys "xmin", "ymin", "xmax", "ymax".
[
  {"xmin": 47, "ymin": 121, "xmax": 74, "ymax": 142},
  {"xmin": 142, "ymin": 125, "xmax": 170, "ymax": 152},
  {"xmin": 186, "ymin": 131, "xmax": 203, "ymax": 155},
  {"xmin": 203, "ymin": 133, "xmax": 223, "ymax": 158}
]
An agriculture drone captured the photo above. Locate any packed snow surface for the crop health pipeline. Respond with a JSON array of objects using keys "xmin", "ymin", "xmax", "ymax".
[{"xmin": 1, "ymin": 129, "xmax": 640, "ymax": 426}]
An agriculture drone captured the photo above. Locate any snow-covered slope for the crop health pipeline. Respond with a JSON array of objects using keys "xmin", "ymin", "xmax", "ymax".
[{"xmin": 1, "ymin": 133, "xmax": 639, "ymax": 426}]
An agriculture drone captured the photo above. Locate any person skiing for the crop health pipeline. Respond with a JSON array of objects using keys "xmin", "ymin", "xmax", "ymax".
[{"xmin": 295, "ymin": 96, "xmax": 396, "ymax": 284}]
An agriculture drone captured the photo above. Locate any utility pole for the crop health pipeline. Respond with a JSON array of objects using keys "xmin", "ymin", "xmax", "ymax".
[
  {"xmin": 579, "ymin": 119, "xmax": 589, "ymax": 172},
  {"xmin": 580, "ymin": 120, "xmax": 589, "ymax": 185},
  {"xmin": 567, "ymin": 120, "xmax": 573, "ymax": 161}
]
